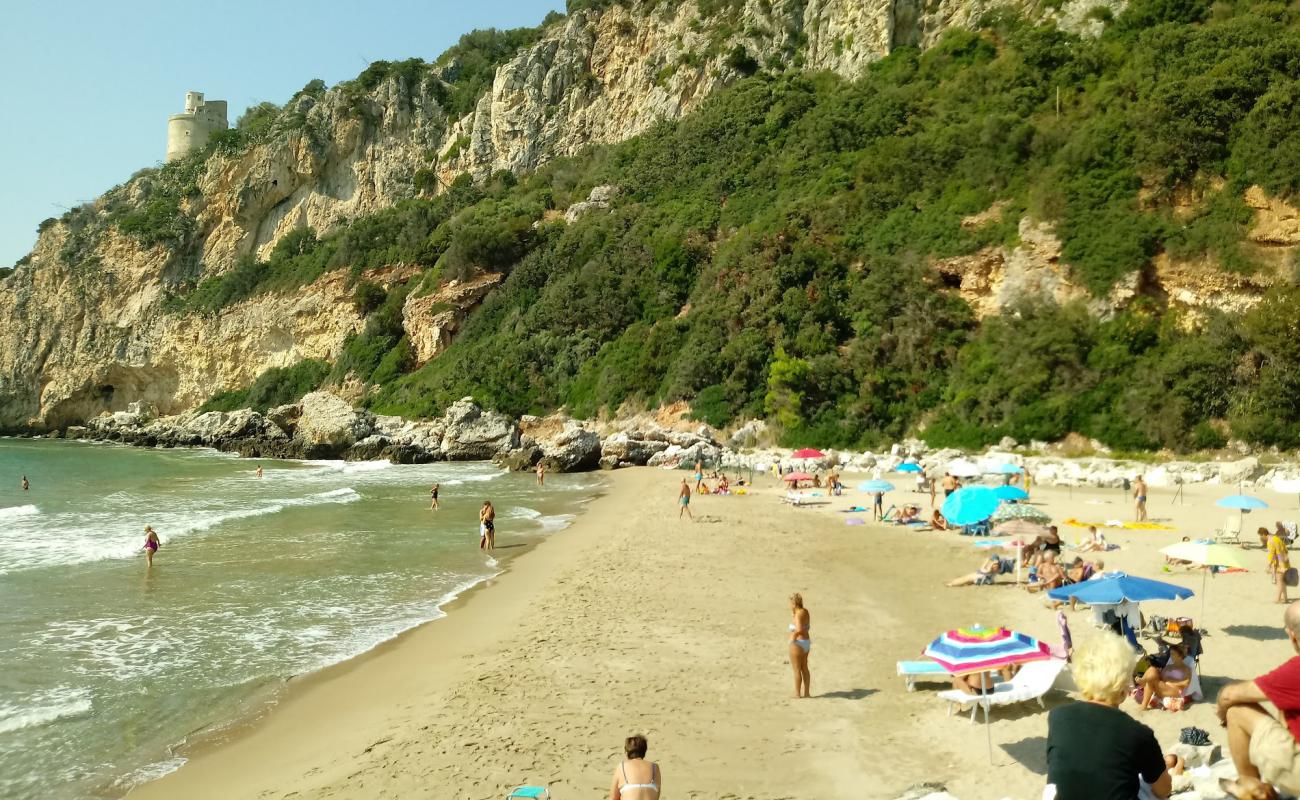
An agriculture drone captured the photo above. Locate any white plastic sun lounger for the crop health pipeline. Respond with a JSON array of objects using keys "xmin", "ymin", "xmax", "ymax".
[
  {"xmin": 937, "ymin": 658, "xmax": 1067, "ymax": 723},
  {"xmin": 897, "ymin": 660, "xmax": 949, "ymax": 692}
]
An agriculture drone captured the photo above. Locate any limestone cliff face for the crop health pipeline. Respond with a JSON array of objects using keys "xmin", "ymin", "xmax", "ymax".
[{"xmin": 0, "ymin": 0, "xmax": 1118, "ymax": 430}]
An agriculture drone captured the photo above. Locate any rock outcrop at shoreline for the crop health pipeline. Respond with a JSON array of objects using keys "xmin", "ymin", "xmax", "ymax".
[{"xmin": 57, "ymin": 393, "xmax": 1300, "ymax": 488}]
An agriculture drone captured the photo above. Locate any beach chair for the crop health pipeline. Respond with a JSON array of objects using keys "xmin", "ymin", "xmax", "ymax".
[
  {"xmin": 897, "ymin": 660, "xmax": 950, "ymax": 692},
  {"xmin": 506, "ymin": 787, "xmax": 550, "ymax": 799},
  {"xmin": 938, "ymin": 658, "xmax": 1068, "ymax": 724},
  {"xmin": 1215, "ymin": 515, "xmax": 1242, "ymax": 545}
]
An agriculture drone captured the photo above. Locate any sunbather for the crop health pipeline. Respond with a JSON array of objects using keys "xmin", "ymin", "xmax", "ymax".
[
  {"xmin": 951, "ymin": 664, "xmax": 1019, "ymax": 693},
  {"xmin": 1025, "ymin": 551, "xmax": 1065, "ymax": 593},
  {"xmin": 887, "ymin": 505, "xmax": 921, "ymax": 524},
  {"xmin": 931, "ymin": 510, "xmax": 948, "ymax": 531},
  {"xmin": 1078, "ymin": 525, "xmax": 1108, "ymax": 553},
  {"xmin": 947, "ymin": 554, "xmax": 1013, "ymax": 587}
]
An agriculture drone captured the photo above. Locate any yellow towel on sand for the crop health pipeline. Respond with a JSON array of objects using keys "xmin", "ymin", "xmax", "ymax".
[{"xmin": 1063, "ymin": 518, "xmax": 1176, "ymax": 531}]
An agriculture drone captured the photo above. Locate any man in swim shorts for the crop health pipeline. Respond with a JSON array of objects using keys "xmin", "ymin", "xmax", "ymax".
[
  {"xmin": 678, "ymin": 479, "xmax": 692, "ymax": 520},
  {"xmin": 1134, "ymin": 474, "xmax": 1148, "ymax": 522},
  {"xmin": 941, "ymin": 473, "xmax": 957, "ymax": 498}
]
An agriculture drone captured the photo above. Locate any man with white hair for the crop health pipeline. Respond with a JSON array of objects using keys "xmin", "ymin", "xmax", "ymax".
[{"xmin": 1219, "ymin": 601, "xmax": 1300, "ymax": 800}]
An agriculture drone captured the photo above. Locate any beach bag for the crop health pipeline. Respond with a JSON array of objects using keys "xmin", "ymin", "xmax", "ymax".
[
  {"xmin": 1285, "ymin": 567, "xmax": 1299, "ymax": 587},
  {"xmin": 1180, "ymin": 727, "xmax": 1211, "ymax": 747}
]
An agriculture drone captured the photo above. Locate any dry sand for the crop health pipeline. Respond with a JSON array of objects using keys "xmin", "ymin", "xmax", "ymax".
[{"xmin": 128, "ymin": 467, "xmax": 1300, "ymax": 799}]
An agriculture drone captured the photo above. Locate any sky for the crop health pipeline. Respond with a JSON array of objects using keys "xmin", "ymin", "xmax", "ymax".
[{"xmin": 0, "ymin": 0, "xmax": 565, "ymax": 268}]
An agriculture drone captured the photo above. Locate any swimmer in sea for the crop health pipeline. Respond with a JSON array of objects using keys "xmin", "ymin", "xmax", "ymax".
[
  {"xmin": 21, "ymin": 475, "xmax": 28, "ymax": 492},
  {"xmin": 479, "ymin": 500, "xmax": 496, "ymax": 551},
  {"xmin": 255, "ymin": 465, "xmax": 263, "ymax": 478},
  {"xmin": 536, "ymin": 462, "xmax": 546, "ymax": 487},
  {"xmin": 430, "ymin": 482, "xmax": 440, "ymax": 511},
  {"xmin": 142, "ymin": 525, "xmax": 160, "ymax": 568}
]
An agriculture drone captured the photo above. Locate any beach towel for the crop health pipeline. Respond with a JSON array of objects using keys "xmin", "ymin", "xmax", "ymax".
[{"xmin": 1063, "ymin": 518, "xmax": 1176, "ymax": 531}]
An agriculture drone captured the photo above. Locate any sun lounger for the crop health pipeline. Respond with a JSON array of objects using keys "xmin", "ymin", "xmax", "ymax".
[
  {"xmin": 897, "ymin": 659, "xmax": 950, "ymax": 692},
  {"xmin": 938, "ymin": 658, "xmax": 1068, "ymax": 723},
  {"xmin": 506, "ymin": 787, "xmax": 550, "ymax": 799},
  {"xmin": 1215, "ymin": 515, "xmax": 1242, "ymax": 545}
]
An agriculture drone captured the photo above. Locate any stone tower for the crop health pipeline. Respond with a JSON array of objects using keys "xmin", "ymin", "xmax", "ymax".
[{"xmin": 166, "ymin": 91, "xmax": 228, "ymax": 162}]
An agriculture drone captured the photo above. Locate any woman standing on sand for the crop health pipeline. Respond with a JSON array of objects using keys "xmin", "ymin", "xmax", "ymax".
[
  {"xmin": 789, "ymin": 593, "xmax": 811, "ymax": 698},
  {"xmin": 479, "ymin": 501, "xmax": 495, "ymax": 550},
  {"xmin": 609, "ymin": 735, "xmax": 661, "ymax": 799},
  {"xmin": 142, "ymin": 525, "xmax": 160, "ymax": 568},
  {"xmin": 1268, "ymin": 525, "xmax": 1291, "ymax": 604}
]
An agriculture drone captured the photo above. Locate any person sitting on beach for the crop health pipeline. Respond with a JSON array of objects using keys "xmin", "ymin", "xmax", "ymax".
[
  {"xmin": 931, "ymin": 510, "xmax": 948, "ymax": 530},
  {"xmin": 888, "ymin": 505, "xmax": 921, "ymax": 524},
  {"xmin": 1025, "ymin": 551, "xmax": 1065, "ymax": 593},
  {"xmin": 952, "ymin": 664, "xmax": 1019, "ymax": 694},
  {"xmin": 1136, "ymin": 634, "xmax": 1193, "ymax": 712},
  {"xmin": 947, "ymin": 554, "xmax": 1013, "ymax": 587},
  {"xmin": 717, "ymin": 476, "xmax": 730, "ymax": 495},
  {"xmin": 1046, "ymin": 632, "xmax": 1172, "ymax": 800},
  {"xmin": 1078, "ymin": 525, "xmax": 1108, "ymax": 553},
  {"xmin": 1028, "ymin": 525, "xmax": 1063, "ymax": 567},
  {"xmin": 1218, "ymin": 601, "xmax": 1300, "ymax": 800},
  {"xmin": 1165, "ymin": 536, "xmax": 1195, "ymax": 568},
  {"xmin": 812, "ymin": 473, "xmax": 823, "ymax": 488},
  {"xmin": 1050, "ymin": 559, "xmax": 1104, "ymax": 611},
  {"xmin": 609, "ymin": 734, "xmax": 661, "ymax": 800}
]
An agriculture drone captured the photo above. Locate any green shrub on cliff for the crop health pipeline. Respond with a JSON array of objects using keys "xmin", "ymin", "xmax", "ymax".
[{"xmin": 199, "ymin": 360, "xmax": 330, "ymax": 413}]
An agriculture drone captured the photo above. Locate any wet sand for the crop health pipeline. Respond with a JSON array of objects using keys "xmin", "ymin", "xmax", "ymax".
[{"xmin": 129, "ymin": 467, "xmax": 1300, "ymax": 799}]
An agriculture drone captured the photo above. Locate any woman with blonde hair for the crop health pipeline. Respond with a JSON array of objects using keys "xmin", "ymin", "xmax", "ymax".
[
  {"xmin": 788, "ymin": 593, "xmax": 811, "ymax": 698},
  {"xmin": 1046, "ymin": 633, "xmax": 1172, "ymax": 799}
]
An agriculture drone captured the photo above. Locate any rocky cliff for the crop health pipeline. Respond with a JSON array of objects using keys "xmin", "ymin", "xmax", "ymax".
[{"xmin": 0, "ymin": 0, "xmax": 1196, "ymax": 431}]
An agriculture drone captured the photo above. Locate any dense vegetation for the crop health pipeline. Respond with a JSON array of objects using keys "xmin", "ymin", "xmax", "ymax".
[{"xmin": 147, "ymin": 0, "xmax": 1300, "ymax": 450}]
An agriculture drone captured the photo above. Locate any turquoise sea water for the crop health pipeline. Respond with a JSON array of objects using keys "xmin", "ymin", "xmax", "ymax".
[{"xmin": 0, "ymin": 439, "xmax": 599, "ymax": 799}]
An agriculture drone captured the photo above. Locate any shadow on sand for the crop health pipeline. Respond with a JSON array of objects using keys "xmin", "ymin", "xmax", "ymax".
[
  {"xmin": 1222, "ymin": 624, "xmax": 1287, "ymax": 641},
  {"xmin": 820, "ymin": 688, "xmax": 878, "ymax": 700}
]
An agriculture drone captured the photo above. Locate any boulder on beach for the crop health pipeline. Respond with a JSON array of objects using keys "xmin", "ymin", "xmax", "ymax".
[
  {"xmin": 440, "ymin": 397, "xmax": 520, "ymax": 460},
  {"xmin": 295, "ymin": 391, "xmax": 375, "ymax": 455}
]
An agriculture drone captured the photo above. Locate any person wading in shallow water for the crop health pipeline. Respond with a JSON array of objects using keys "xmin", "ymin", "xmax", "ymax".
[
  {"xmin": 479, "ymin": 500, "xmax": 495, "ymax": 551},
  {"xmin": 142, "ymin": 525, "xmax": 160, "ymax": 568},
  {"xmin": 429, "ymin": 483, "xmax": 440, "ymax": 511},
  {"xmin": 20, "ymin": 475, "xmax": 28, "ymax": 492}
]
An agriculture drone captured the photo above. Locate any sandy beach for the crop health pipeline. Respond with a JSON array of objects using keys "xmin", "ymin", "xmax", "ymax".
[{"xmin": 128, "ymin": 466, "xmax": 1300, "ymax": 799}]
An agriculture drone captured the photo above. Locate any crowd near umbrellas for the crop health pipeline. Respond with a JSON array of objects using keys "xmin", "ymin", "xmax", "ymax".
[
  {"xmin": 791, "ymin": 448, "xmax": 825, "ymax": 460},
  {"xmin": 1160, "ymin": 541, "xmax": 1249, "ymax": 619},
  {"xmin": 923, "ymin": 625, "xmax": 1053, "ymax": 760},
  {"xmin": 992, "ymin": 485, "xmax": 1029, "ymax": 502},
  {"xmin": 941, "ymin": 486, "xmax": 1001, "ymax": 526},
  {"xmin": 1046, "ymin": 572, "xmax": 1194, "ymax": 605},
  {"xmin": 896, "ymin": 462, "xmax": 924, "ymax": 474},
  {"xmin": 858, "ymin": 479, "xmax": 895, "ymax": 493},
  {"xmin": 991, "ymin": 503, "xmax": 1051, "ymax": 525}
]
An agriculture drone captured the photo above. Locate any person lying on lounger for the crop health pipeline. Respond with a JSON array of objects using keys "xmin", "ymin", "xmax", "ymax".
[{"xmin": 947, "ymin": 554, "xmax": 1014, "ymax": 587}]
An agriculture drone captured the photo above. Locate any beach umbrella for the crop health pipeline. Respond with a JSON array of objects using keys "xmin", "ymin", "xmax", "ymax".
[
  {"xmin": 992, "ymin": 485, "xmax": 1029, "ymax": 502},
  {"xmin": 924, "ymin": 624, "xmax": 1052, "ymax": 760},
  {"xmin": 948, "ymin": 460, "xmax": 982, "ymax": 478},
  {"xmin": 1217, "ymin": 495, "xmax": 1268, "ymax": 511},
  {"xmin": 858, "ymin": 479, "xmax": 895, "ymax": 493},
  {"xmin": 991, "ymin": 504, "xmax": 1051, "ymax": 525},
  {"xmin": 896, "ymin": 462, "xmax": 923, "ymax": 473},
  {"xmin": 995, "ymin": 463, "xmax": 1024, "ymax": 474},
  {"xmin": 1160, "ymin": 542, "xmax": 1249, "ymax": 619},
  {"xmin": 783, "ymin": 472, "xmax": 813, "ymax": 483},
  {"xmin": 791, "ymin": 448, "xmax": 825, "ymax": 459},
  {"xmin": 941, "ymin": 486, "xmax": 1001, "ymax": 526},
  {"xmin": 1046, "ymin": 571, "xmax": 1194, "ymax": 605}
]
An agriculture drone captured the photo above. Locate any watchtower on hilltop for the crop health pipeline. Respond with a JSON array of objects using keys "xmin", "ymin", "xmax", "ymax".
[{"xmin": 166, "ymin": 91, "xmax": 228, "ymax": 162}]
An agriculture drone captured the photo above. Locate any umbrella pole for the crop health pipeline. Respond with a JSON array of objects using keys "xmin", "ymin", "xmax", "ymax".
[
  {"xmin": 1201, "ymin": 568, "xmax": 1208, "ymax": 625},
  {"xmin": 983, "ymin": 672, "xmax": 993, "ymax": 764}
]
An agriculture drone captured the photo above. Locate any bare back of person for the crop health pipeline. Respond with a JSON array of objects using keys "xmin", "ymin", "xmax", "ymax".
[{"xmin": 612, "ymin": 759, "xmax": 660, "ymax": 800}]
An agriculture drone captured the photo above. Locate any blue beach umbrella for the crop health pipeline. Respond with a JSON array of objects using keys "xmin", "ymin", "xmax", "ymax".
[
  {"xmin": 896, "ymin": 462, "xmax": 923, "ymax": 473},
  {"xmin": 995, "ymin": 463, "xmax": 1024, "ymax": 474},
  {"xmin": 858, "ymin": 479, "xmax": 895, "ymax": 493},
  {"xmin": 941, "ymin": 486, "xmax": 1001, "ymax": 526},
  {"xmin": 1046, "ymin": 572, "xmax": 1194, "ymax": 605},
  {"xmin": 992, "ymin": 485, "xmax": 1029, "ymax": 502},
  {"xmin": 1216, "ymin": 495, "xmax": 1268, "ymax": 511}
]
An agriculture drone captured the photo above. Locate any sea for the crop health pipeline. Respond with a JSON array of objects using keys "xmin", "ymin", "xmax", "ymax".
[{"xmin": 0, "ymin": 438, "xmax": 600, "ymax": 799}]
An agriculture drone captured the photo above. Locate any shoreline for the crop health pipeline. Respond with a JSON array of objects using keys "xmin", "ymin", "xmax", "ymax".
[{"xmin": 124, "ymin": 472, "xmax": 613, "ymax": 800}]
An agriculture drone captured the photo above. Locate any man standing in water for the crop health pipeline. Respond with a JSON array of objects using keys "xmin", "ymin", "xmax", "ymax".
[
  {"xmin": 430, "ymin": 483, "xmax": 440, "ymax": 511},
  {"xmin": 678, "ymin": 478, "xmax": 693, "ymax": 520},
  {"xmin": 479, "ymin": 500, "xmax": 495, "ymax": 550},
  {"xmin": 1134, "ymin": 474, "xmax": 1148, "ymax": 522},
  {"xmin": 20, "ymin": 475, "xmax": 28, "ymax": 491}
]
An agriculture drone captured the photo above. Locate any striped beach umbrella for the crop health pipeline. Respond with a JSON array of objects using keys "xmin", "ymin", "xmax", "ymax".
[
  {"xmin": 991, "ymin": 503, "xmax": 1051, "ymax": 524},
  {"xmin": 923, "ymin": 625, "xmax": 1052, "ymax": 674}
]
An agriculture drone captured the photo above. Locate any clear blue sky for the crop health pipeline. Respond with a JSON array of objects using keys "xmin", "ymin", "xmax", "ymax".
[{"xmin": 0, "ymin": 0, "xmax": 564, "ymax": 268}]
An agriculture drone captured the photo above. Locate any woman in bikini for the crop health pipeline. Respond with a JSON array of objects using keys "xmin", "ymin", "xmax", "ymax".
[
  {"xmin": 479, "ymin": 501, "xmax": 495, "ymax": 550},
  {"xmin": 142, "ymin": 525, "xmax": 160, "ymax": 568},
  {"xmin": 1138, "ymin": 637, "xmax": 1192, "ymax": 711},
  {"xmin": 789, "ymin": 593, "xmax": 811, "ymax": 698},
  {"xmin": 608, "ymin": 734, "xmax": 661, "ymax": 799},
  {"xmin": 430, "ymin": 483, "xmax": 440, "ymax": 511}
]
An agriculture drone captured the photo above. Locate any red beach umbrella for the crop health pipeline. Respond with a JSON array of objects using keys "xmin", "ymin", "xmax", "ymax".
[{"xmin": 791, "ymin": 448, "xmax": 825, "ymax": 459}]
